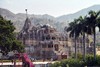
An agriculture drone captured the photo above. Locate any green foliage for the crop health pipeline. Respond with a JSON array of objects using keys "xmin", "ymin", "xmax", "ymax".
[
  {"xmin": 84, "ymin": 55, "xmax": 95, "ymax": 66},
  {"xmin": 65, "ymin": 10, "xmax": 100, "ymax": 61},
  {"xmin": 50, "ymin": 59, "xmax": 84, "ymax": 67},
  {"xmin": 50, "ymin": 55, "xmax": 100, "ymax": 67},
  {"xmin": 11, "ymin": 40, "xmax": 25, "ymax": 53},
  {"xmin": 71, "ymin": 53, "xmax": 83, "ymax": 59},
  {"xmin": 0, "ymin": 15, "xmax": 25, "ymax": 55},
  {"xmin": 67, "ymin": 59, "xmax": 84, "ymax": 67},
  {"xmin": 84, "ymin": 55, "xmax": 100, "ymax": 66},
  {"xmin": 50, "ymin": 62, "xmax": 61, "ymax": 67},
  {"xmin": 0, "ymin": 59, "xmax": 21, "ymax": 62},
  {"xmin": 96, "ymin": 43, "xmax": 100, "ymax": 46},
  {"xmin": 96, "ymin": 55, "xmax": 100, "ymax": 66}
]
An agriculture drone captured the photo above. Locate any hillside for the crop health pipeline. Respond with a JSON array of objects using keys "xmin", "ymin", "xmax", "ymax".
[{"xmin": 0, "ymin": 5, "xmax": 100, "ymax": 32}]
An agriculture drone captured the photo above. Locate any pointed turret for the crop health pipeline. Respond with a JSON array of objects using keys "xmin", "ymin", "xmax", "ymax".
[
  {"xmin": 21, "ymin": 9, "xmax": 32, "ymax": 33},
  {"xmin": 18, "ymin": 9, "xmax": 32, "ymax": 39},
  {"xmin": 23, "ymin": 17, "xmax": 31, "ymax": 33}
]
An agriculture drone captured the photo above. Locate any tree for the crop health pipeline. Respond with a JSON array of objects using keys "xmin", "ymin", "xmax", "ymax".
[
  {"xmin": 77, "ymin": 16, "xmax": 88, "ymax": 61},
  {"xmin": 85, "ymin": 10, "xmax": 100, "ymax": 60},
  {"xmin": 0, "ymin": 15, "xmax": 24, "ymax": 55},
  {"xmin": 66, "ymin": 19, "xmax": 81, "ymax": 59}
]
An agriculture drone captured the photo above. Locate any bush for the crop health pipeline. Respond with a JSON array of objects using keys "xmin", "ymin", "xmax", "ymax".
[
  {"xmin": 85, "ymin": 55, "xmax": 95, "ymax": 66},
  {"xmin": 50, "ymin": 61, "xmax": 61, "ymax": 67},
  {"xmin": 71, "ymin": 53, "xmax": 83, "ymax": 60},
  {"xmin": 50, "ymin": 55, "xmax": 100, "ymax": 67},
  {"xmin": 96, "ymin": 55, "xmax": 100, "ymax": 66},
  {"xmin": 50, "ymin": 59, "xmax": 84, "ymax": 67},
  {"xmin": 67, "ymin": 59, "xmax": 84, "ymax": 67}
]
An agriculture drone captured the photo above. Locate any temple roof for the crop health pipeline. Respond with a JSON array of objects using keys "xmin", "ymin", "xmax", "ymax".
[{"xmin": 22, "ymin": 17, "xmax": 32, "ymax": 33}]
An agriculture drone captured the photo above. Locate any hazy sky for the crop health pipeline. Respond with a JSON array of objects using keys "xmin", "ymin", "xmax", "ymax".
[{"xmin": 0, "ymin": 0, "xmax": 100, "ymax": 17}]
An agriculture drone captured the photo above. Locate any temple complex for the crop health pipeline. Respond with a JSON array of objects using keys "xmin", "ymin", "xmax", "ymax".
[{"xmin": 17, "ymin": 10, "xmax": 93, "ymax": 60}]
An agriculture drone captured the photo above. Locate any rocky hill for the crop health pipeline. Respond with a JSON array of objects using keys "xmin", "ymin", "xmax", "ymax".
[{"xmin": 0, "ymin": 5, "xmax": 100, "ymax": 32}]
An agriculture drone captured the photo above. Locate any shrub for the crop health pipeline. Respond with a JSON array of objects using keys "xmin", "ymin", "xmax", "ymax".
[
  {"xmin": 50, "ymin": 61, "xmax": 61, "ymax": 67},
  {"xmin": 96, "ymin": 55, "xmax": 100, "ymax": 66},
  {"xmin": 50, "ymin": 59, "xmax": 84, "ymax": 67},
  {"xmin": 50, "ymin": 55, "xmax": 100, "ymax": 67}
]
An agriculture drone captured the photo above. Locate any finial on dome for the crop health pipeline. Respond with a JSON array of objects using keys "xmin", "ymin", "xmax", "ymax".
[{"xmin": 25, "ymin": 9, "xmax": 28, "ymax": 18}]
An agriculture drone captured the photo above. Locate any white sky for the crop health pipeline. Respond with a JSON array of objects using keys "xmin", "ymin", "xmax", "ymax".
[{"xmin": 0, "ymin": 0, "xmax": 100, "ymax": 17}]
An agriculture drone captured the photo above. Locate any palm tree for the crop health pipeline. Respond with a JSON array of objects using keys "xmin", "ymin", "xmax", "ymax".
[
  {"xmin": 66, "ymin": 10, "xmax": 100, "ymax": 60},
  {"xmin": 85, "ymin": 10, "xmax": 100, "ymax": 60},
  {"xmin": 66, "ymin": 19, "xmax": 81, "ymax": 59},
  {"xmin": 77, "ymin": 16, "xmax": 89, "ymax": 61}
]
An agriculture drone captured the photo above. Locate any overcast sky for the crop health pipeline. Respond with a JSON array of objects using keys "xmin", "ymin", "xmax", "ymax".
[{"xmin": 0, "ymin": 0, "xmax": 100, "ymax": 17}]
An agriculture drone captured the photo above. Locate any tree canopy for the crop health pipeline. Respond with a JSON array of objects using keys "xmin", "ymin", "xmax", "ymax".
[
  {"xmin": 65, "ymin": 10, "xmax": 100, "ymax": 60},
  {"xmin": 0, "ymin": 15, "xmax": 24, "ymax": 55}
]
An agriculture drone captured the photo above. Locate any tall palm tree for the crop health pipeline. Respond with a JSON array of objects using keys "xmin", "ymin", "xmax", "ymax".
[
  {"xmin": 66, "ymin": 19, "xmax": 81, "ymax": 59},
  {"xmin": 77, "ymin": 16, "xmax": 88, "ymax": 61},
  {"xmin": 86, "ymin": 10, "xmax": 100, "ymax": 60}
]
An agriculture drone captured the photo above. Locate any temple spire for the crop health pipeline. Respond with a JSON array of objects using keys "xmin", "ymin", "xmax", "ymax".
[{"xmin": 25, "ymin": 9, "xmax": 28, "ymax": 18}]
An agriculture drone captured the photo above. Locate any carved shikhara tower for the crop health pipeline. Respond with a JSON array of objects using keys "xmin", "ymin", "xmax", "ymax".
[{"xmin": 17, "ymin": 10, "xmax": 93, "ymax": 60}]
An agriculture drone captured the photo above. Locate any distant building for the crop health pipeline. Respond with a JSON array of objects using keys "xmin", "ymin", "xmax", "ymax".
[{"xmin": 17, "ymin": 17, "xmax": 69, "ymax": 60}]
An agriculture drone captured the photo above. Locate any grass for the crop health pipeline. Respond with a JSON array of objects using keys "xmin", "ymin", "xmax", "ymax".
[{"xmin": 0, "ymin": 60, "xmax": 22, "ymax": 62}]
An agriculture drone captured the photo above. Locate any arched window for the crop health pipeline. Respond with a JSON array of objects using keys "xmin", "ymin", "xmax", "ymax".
[
  {"xmin": 52, "ymin": 37, "xmax": 56, "ymax": 40},
  {"xmin": 42, "ymin": 36, "xmax": 45, "ymax": 41},
  {"xmin": 42, "ymin": 44, "xmax": 46, "ymax": 48},
  {"xmin": 46, "ymin": 35, "xmax": 50, "ymax": 40},
  {"xmin": 55, "ymin": 44, "xmax": 59, "ymax": 51},
  {"xmin": 48, "ymin": 44, "xmax": 53, "ymax": 48}
]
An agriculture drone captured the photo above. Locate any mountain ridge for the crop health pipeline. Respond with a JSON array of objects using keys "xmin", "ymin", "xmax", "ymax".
[
  {"xmin": 56, "ymin": 5, "xmax": 100, "ymax": 22},
  {"xmin": 0, "ymin": 5, "xmax": 100, "ymax": 32}
]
